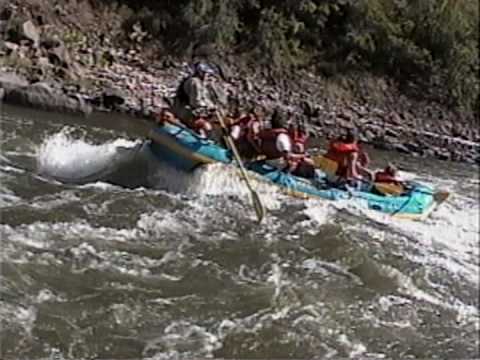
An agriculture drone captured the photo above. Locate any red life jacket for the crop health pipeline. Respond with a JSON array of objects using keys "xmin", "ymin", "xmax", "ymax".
[
  {"xmin": 375, "ymin": 171, "xmax": 400, "ymax": 184},
  {"xmin": 258, "ymin": 128, "xmax": 290, "ymax": 160},
  {"xmin": 324, "ymin": 141, "xmax": 359, "ymax": 176},
  {"xmin": 288, "ymin": 126, "xmax": 309, "ymax": 153},
  {"xmin": 234, "ymin": 114, "xmax": 258, "ymax": 139}
]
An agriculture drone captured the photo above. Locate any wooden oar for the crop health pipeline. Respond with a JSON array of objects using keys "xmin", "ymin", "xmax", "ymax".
[{"xmin": 214, "ymin": 109, "xmax": 266, "ymax": 223}]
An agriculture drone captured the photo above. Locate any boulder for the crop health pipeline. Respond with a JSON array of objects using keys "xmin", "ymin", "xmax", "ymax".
[
  {"xmin": 393, "ymin": 143, "xmax": 411, "ymax": 154},
  {"xmin": 48, "ymin": 43, "xmax": 71, "ymax": 68},
  {"xmin": 21, "ymin": 20, "xmax": 40, "ymax": 47},
  {"xmin": 2, "ymin": 41, "xmax": 20, "ymax": 54},
  {"xmin": 0, "ymin": 72, "xmax": 29, "ymax": 92},
  {"xmin": 95, "ymin": 86, "xmax": 127, "ymax": 109},
  {"xmin": 4, "ymin": 81, "xmax": 92, "ymax": 115},
  {"xmin": 40, "ymin": 35, "xmax": 62, "ymax": 50}
]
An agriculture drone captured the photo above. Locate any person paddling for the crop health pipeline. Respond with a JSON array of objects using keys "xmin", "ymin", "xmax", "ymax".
[
  {"xmin": 375, "ymin": 163, "xmax": 402, "ymax": 184},
  {"xmin": 256, "ymin": 109, "xmax": 317, "ymax": 178},
  {"xmin": 172, "ymin": 62, "xmax": 222, "ymax": 138},
  {"xmin": 324, "ymin": 128, "xmax": 373, "ymax": 188},
  {"xmin": 257, "ymin": 108, "xmax": 291, "ymax": 159},
  {"xmin": 373, "ymin": 163, "xmax": 406, "ymax": 195},
  {"xmin": 285, "ymin": 120, "xmax": 317, "ymax": 178},
  {"xmin": 228, "ymin": 105, "xmax": 264, "ymax": 159}
]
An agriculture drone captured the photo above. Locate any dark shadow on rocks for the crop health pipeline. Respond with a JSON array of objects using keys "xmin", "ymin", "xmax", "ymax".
[{"xmin": 3, "ymin": 81, "xmax": 92, "ymax": 115}]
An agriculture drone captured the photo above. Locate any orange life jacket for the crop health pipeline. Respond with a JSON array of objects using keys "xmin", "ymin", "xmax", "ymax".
[
  {"xmin": 258, "ymin": 128, "xmax": 290, "ymax": 160},
  {"xmin": 324, "ymin": 141, "xmax": 359, "ymax": 177}
]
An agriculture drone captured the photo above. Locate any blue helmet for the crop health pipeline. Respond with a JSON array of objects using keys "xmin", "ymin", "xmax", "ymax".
[{"xmin": 195, "ymin": 62, "xmax": 216, "ymax": 75}]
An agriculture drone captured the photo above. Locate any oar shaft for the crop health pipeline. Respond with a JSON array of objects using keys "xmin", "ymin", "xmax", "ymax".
[{"xmin": 214, "ymin": 109, "xmax": 265, "ymax": 222}]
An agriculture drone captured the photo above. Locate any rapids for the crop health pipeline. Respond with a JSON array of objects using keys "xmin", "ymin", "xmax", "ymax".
[{"xmin": 1, "ymin": 104, "xmax": 478, "ymax": 359}]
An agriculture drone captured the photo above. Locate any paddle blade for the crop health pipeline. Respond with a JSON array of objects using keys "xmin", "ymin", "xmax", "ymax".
[{"xmin": 251, "ymin": 191, "xmax": 266, "ymax": 223}]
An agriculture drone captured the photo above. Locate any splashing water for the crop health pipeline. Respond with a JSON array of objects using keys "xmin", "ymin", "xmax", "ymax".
[
  {"xmin": 36, "ymin": 127, "xmax": 141, "ymax": 181},
  {"xmin": 1, "ymin": 105, "xmax": 479, "ymax": 360}
]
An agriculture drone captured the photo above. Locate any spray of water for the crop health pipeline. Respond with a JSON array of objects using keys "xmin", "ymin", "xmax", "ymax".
[{"xmin": 36, "ymin": 127, "xmax": 141, "ymax": 181}]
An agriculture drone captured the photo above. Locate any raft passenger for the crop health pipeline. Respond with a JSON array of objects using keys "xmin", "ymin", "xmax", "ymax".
[
  {"xmin": 172, "ymin": 62, "xmax": 222, "ymax": 138},
  {"xmin": 324, "ymin": 128, "xmax": 373, "ymax": 188}
]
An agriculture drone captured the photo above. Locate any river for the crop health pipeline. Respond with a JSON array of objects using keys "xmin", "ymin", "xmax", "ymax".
[{"xmin": 1, "ymin": 103, "xmax": 478, "ymax": 359}]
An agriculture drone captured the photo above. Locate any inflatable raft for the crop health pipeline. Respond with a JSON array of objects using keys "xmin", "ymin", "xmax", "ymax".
[{"xmin": 147, "ymin": 123, "xmax": 449, "ymax": 220}]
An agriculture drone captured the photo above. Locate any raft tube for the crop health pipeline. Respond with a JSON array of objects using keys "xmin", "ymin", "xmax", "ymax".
[{"xmin": 147, "ymin": 123, "xmax": 446, "ymax": 220}]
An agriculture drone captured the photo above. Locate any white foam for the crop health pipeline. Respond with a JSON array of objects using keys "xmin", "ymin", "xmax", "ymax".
[
  {"xmin": 36, "ymin": 127, "xmax": 140, "ymax": 179},
  {"xmin": 189, "ymin": 163, "xmax": 285, "ymax": 210},
  {"xmin": 143, "ymin": 320, "xmax": 222, "ymax": 359}
]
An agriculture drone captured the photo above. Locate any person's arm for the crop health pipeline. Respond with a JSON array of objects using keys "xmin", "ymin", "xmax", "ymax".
[
  {"xmin": 358, "ymin": 146, "xmax": 370, "ymax": 167},
  {"xmin": 276, "ymin": 133, "xmax": 300, "ymax": 172},
  {"xmin": 347, "ymin": 152, "xmax": 360, "ymax": 179},
  {"xmin": 246, "ymin": 121, "xmax": 263, "ymax": 153},
  {"xmin": 230, "ymin": 124, "xmax": 241, "ymax": 140},
  {"xmin": 353, "ymin": 153, "xmax": 374, "ymax": 181}
]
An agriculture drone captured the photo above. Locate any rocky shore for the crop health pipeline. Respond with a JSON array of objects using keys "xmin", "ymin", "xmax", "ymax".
[{"xmin": 1, "ymin": 5, "xmax": 478, "ymax": 164}]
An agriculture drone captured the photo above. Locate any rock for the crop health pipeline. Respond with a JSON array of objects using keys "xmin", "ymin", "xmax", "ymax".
[
  {"xmin": 101, "ymin": 86, "xmax": 127, "ymax": 109},
  {"xmin": 0, "ymin": 72, "xmax": 29, "ymax": 92},
  {"xmin": 301, "ymin": 100, "xmax": 315, "ymax": 118},
  {"xmin": 385, "ymin": 128, "xmax": 400, "ymax": 138},
  {"xmin": 393, "ymin": 143, "xmax": 411, "ymax": 154},
  {"xmin": 4, "ymin": 81, "xmax": 92, "ymax": 115},
  {"xmin": 2, "ymin": 41, "xmax": 19, "ymax": 54},
  {"xmin": 40, "ymin": 35, "xmax": 62, "ymax": 50},
  {"xmin": 363, "ymin": 129, "xmax": 376, "ymax": 142},
  {"xmin": 386, "ymin": 111, "xmax": 402, "ymax": 125},
  {"xmin": 0, "ymin": 7, "xmax": 13, "ymax": 21},
  {"xmin": 213, "ymin": 61, "xmax": 233, "ymax": 81},
  {"xmin": 372, "ymin": 136, "xmax": 394, "ymax": 151},
  {"xmin": 337, "ymin": 118, "xmax": 353, "ymax": 129},
  {"xmin": 37, "ymin": 56, "xmax": 51, "ymax": 70},
  {"xmin": 337, "ymin": 109, "xmax": 355, "ymax": 121},
  {"xmin": 48, "ymin": 44, "xmax": 71, "ymax": 68},
  {"xmin": 434, "ymin": 149, "xmax": 451, "ymax": 161},
  {"xmin": 21, "ymin": 20, "xmax": 40, "ymax": 47}
]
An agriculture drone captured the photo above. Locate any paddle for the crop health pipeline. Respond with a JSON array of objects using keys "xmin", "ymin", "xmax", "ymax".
[{"xmin": 214, "ymin": 108, "xmax": 266, "ymax": 223}]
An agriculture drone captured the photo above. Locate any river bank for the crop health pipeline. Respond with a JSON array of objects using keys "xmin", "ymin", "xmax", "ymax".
[{"xmin": 1, "ymin": 1, "xmax": 478, "ymax": 164}]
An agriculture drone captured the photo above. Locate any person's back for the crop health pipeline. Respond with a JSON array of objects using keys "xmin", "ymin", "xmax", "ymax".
[
  {"xmin": 374, "ymin": 163, "xmax": 405, "ymax": 195},
  {"xmin": 289, "ymin": 122, "xmax": 309, "ymax": 154},
  {"xmin": 324, "ymin": 132, "xmax": 359, "ymax": 178},
  {"xmin": 324, "ymin": 128, "xmax": 374, "ymax": 186},
  {"xmin": 258, "ymin": 109, "xmax": 292, "ymax": 160},
  {"xmin": 229, "ymin": 106, "xmax": 264, "ymax": 158},
  {"xmin": 375, "ymin": 164, "xmax": 401, "ymax": 184}
]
